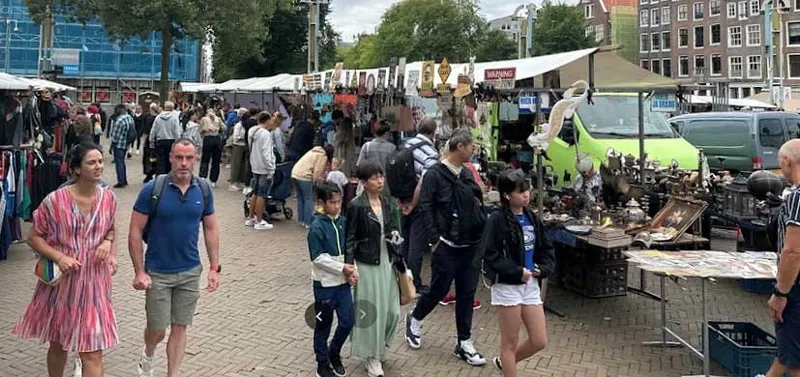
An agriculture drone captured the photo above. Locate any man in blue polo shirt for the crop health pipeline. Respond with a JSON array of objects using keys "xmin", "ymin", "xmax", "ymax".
[{"xmin": 128, "ymin": 138, "xmax": 220, "ymax": 377}]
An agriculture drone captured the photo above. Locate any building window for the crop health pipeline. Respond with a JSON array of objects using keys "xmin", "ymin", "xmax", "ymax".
[
  {"xmin": 727, "ymin": 2, "xmax": 737, "ymax": 18},
  {"xmin": 652, "ymin": 0, "xmax": 659, "ymax": 4},
  {"xmin": 694, "ymin": 2, "xmax": 704, "ymax": 19},
  {"xmin": 595, "ymin": 24, "xmax": 605, "ymax": 42},
  {"xmin": 738, "ymin": 1, "xmax": 748, "ymax": 19},
  {"xmin": 678, "ymin": 5, "xmax": 688, "ymax": 20},
  {"xmin": 652, "ymin": 59, "xmax": 661, "ymax": 74},
  {"xmin": 742, "ymin": 87, "xmax": 752, "ymax": 98},
  {"xmin": 585, "ymin": 4, "xmax": 595, "ymax": 18},
  {"xmin": 695, "ymin": 55, "xmax": 706, "ymax": 76},
  {"xmin": 641, "ymin": 0, "xmax": 648, "ymax": 4},
  {"xmin": 679, "ymin": 56, "xmax": 690, "ymax": 76},
  {"xmin": 729, "ymin": 56, "xmax": 743, "ymax": 78},
  {"xmin": 788, "ymin": 22, "xmax": 800, "ymax": 45},
  {"xmin": 651, "ymin": 8, "xmax": 661, "ymax": 25},
  {"xmin": 747, "ymin": 24, "xmax": 761, "ymax": 46},
  {"xmin": 662, "ymin": 31, "xmax": 671, "ymax": 50},
  {"xmin": 729, "ymin": 26, "xmax": 743, "ymax": 47},
  {"xmin": 790, "ymin": 54, "xmax": 800, "ymax": 78},
  {"xmin": 711, "ymin": 0, "xmax": 721, "ymax": 15},
  {"xmin": 662, "ymin": 7, "xmax": 671, "ymax": 25},
  {"xmin": 750, "ymin": 0, "xmax": 760, "ymax": 15},
  {"xmin": 640, "ymin": 10, "xmax": 649, "ymax": 26},
  {"xmin": 641, "ymin": 60, "xmax": 651, "ymax": 71},
  {"xmin": 641, "ymin": 33, "xmax": 650, "ymax": 52},
  {"xmin": 679, "ymin": 28, "xmax": 689, "ymax": 47},
  {"xmin": 695, "ymin": 26, "xmax": 705, "ymax": 48},
  {"xmin": 731, "ymin": 88, "xmax": 740, "ymax": 99},
  {"xmin": 710, "ymin": 24, "xmax": 721, "ymax": 45},
  {"xmin": 711, "ymin": 54, "xmax": 722, "ymax": 75},
  {"xmin": 652, "ymin": 33, "xmax": 661, "ymax": 51},
  {"xmin": 795, "ymin": 0, "xmax": 800, "ymax": 11},
  {"xmin": 586, "ymin": 25, "xmax": 595, "ymax": 37},
  {"xmin": 748, "ymin": 55, "xmax": 762, "ymax": 78},
  {"xmin": 663, "ymin": 59, "xmax": 672, "ymax": 77},
  {"xmin": 754, "ymin": 87, "xmax": 762, "ymax": 94}
]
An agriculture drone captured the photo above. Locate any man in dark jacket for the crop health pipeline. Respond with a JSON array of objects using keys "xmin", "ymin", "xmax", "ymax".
[
  {"xmin": 404, "ymin": 129, "xmax": 487, "ymax": 367},
  {"xmin": 288, "ymin": 113, "xmax": 316, "ymax": 162}
]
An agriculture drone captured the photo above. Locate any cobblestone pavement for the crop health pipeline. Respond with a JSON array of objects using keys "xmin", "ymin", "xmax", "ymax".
[{"xmin": 0, "ymin": 152, "xmax": 778, "ymax": 377}]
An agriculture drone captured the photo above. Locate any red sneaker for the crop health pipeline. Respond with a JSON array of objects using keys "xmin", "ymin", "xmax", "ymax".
[
  {"xmin": 439, "ymin": 293, "xmax": 456, "ymax": 306},
  {"xmin": 473, "ymin": 299, "xmax": 482, "ymax": 310}
]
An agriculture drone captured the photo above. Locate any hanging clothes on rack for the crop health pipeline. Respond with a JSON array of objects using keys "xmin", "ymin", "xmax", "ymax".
[{"xmin": 0, "ymin": 94, "xmax": 24, "ymax": 147}]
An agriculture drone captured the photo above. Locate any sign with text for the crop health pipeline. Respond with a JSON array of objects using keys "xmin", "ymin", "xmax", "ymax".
[
  {"xmin": 518, "ymin": 94, "xmax": 538, "ymax": 114},
  {"xmin": 484, "ymin": 68, "xmax": 516, "ymax": 89},
  {"xmin": 650, "ymin": 92, "xmax": 677, "ymax": 112}
]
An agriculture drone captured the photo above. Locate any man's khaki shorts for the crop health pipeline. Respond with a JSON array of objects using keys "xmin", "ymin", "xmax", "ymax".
[{"xmin": 145, "ymin": 265, "xmax": 202, "ymax": 330}]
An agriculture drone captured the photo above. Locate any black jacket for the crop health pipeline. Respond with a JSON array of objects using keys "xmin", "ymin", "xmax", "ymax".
[
  {"xmin": 481, "ymin": 208, "xmax": 556, "ymax": 285},
  {"xmin": 419, "ymin": 162, "xmax": 483, "ymax": 246},
  {"xmin": 288, "ymin": 120, "xmax": 315, "ymax": 161},
  {"xmin": 345, "ymin": 194, "xmax": 401, "ymax": 265}
]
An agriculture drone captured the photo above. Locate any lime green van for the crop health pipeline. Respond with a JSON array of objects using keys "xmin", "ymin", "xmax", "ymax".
[{"xmin": 545, "ymin": 93, "xmax": 700, "ymax": 187}]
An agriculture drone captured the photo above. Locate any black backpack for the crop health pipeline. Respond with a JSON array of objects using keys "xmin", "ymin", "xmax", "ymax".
[
  {"xmin": 125, "ymin": 116, "xmax": 138, "ymax": 144},
  {"xmin": 142, "ymin": 174, "xmax": 212, "ymax": 243},
  {"xmin": 386, "ymin": 140, "xmax": 432, "ymax": 202}
]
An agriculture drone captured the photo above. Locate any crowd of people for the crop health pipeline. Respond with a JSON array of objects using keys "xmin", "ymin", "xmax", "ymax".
[{"xmin": 8, "ymin": 98, "xmax": 800, "ymax": 377}]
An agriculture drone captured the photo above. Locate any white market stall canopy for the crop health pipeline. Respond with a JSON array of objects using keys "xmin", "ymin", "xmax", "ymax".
[
  {"xmin": 689, "ymin": 95, "xmax": 777, "ymax": 109},
  {"xmin": 195, "ymin": 47, "xmax": 601, "ymax": 93},
  {"xmin": 0, "ymin": 73, "xmax": 76, "ymax": 92}
]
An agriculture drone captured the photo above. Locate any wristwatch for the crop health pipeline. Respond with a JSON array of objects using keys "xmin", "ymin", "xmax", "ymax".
[
  {"xmin": 211, "ymin": 265, "xmax": 221, "ymax": 273},
  {"xmin": 773, "ymin": 287, "xmax": 790, "ymax": 298}
]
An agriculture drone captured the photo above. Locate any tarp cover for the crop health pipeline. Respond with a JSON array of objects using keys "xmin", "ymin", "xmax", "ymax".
[{"xmin": 558, "ymin": 49, "xmax": 679, "ymax": 90}]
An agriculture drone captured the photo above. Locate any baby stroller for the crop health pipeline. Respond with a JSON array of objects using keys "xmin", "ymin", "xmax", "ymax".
[{"xmin": 243, "ymin": 161, "xmax": 295, "ymax": 220}]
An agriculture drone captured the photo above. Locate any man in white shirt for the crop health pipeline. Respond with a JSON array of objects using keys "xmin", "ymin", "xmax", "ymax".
[{"xmin": 245, "ymin": 112, "xmax": 276, "ymax": 230}]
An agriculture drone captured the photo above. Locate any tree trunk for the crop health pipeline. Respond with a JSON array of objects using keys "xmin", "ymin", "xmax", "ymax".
[{"xmin": 159, "ymin": 26, "xmax": 172, "ymax": 104}]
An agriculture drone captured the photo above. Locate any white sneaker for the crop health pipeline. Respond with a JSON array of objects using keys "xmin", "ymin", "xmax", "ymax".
[
  {"xmin": 365, "ymin": 358, "xmax": 384, "ymax": 377},
  {"xmin": 135, "ymin": 149, "xmax": 140, "ymax": 155},
  {"xmin": 254, "ymin": 220, "xmax": 274, "ymax": 230},
  {"xmin": 137, "ymin": 351, "xmax": 154, "ymax": 377},
  {"xmin": 228, "ymin": 184, "xmax": 241, "ymax": 192},
  {"xmin": 453, "ymin": 339, "xmax": 486, "ymax": 366},
  {"xmin": 73, "ymin": 357, "xmax": 82, "ymax": 377},
  {"xmin": 242, "ymin": 187, "xmax": 253, "ymax": 196},
  {"xmin": 245, "ymin": 217, "xmax": 257, "ymax": 227},
  {"xmin": 211, "ymin": 182, "xmax": 217, "ymax": 188}
]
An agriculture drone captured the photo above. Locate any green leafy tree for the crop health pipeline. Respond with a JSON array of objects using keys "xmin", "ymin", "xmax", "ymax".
[
  {"xmin": 373, "ymin": 0, "xmax": 484, "ymax": 64},
  {"xmin": 531, "ymin": 3, "xmax": 597, "ymax": 56},
  {"xmin": 474, "ymin": 29, "xmax": 517, "ymax": 62},
  {"xmin": 25, "ymin": 0, "xmax": 265, "ymax": 99},
  {"xmin": 213, "ymin": 0, "xmax": 338, "ymax": 79}
]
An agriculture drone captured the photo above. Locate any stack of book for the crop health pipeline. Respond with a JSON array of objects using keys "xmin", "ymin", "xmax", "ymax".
[{"xmin": 587, "ymin": 227, "xmax": 632, "ymax": 248}]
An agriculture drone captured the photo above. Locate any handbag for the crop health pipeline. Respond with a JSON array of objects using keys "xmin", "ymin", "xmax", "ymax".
[
  {"xmin": 34, "ymin": 188, "xmax": 105, "ymax": 286},
  {"xmin": 395, "ymin": 262, "xmax": 416, "ymax": 306}
]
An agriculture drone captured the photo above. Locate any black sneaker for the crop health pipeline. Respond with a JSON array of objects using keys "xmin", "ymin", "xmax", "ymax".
[
  {"xmin": 405, "ymin": 313, "xmax": 421, "ymax": 349},
  {"xmin": 113, "ymin": 183, "xmax": 126, "ymax": 188},
  {"xmin": 493, "ymin": 357, "xmax": 502, "ymax": 371},
  {"xmin": 329, "ymin": 352, "xmax": 346, "ymax": 377},
  {"xmin": 316, "ymin": 363, "xmax": 335, "ymax": 377},
  {"xmin": 453, "ymin": 339, "xmax": 486, "ymax": 366}
]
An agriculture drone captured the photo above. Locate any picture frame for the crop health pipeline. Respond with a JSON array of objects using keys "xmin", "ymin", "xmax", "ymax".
[{"xmin": 627, "ymin": 197, "xmax": 708, "ymax": 241}]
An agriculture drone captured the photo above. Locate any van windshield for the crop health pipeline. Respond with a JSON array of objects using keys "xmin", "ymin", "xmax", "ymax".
[{"xmin": 576, "ymin": 96, "xmax": 678, "ymax": 139}]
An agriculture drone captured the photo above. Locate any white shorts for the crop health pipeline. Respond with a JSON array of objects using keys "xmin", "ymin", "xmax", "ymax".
[{"xmin": 491, "ymin": 278, "xmax": 543, "ymax": 307}]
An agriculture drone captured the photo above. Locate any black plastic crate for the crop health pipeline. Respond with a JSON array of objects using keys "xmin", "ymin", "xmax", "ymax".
[
  {"xmin": 708, "ymin": 321, "xmax": 777, "ymax": 377},
  {"xmin": 560, "ymin": 262, "xmax": 628, "ymax": 298}
]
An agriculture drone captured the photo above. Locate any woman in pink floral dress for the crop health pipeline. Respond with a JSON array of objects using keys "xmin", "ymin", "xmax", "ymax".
[{"xmin": 12, "ymin": 142, "xmax": 118, "ymax": 377}]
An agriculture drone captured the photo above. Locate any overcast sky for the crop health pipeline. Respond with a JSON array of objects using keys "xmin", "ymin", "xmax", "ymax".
[{"xmin": 329, "ymin": 0, "xmax": 532, "ymax": 42}]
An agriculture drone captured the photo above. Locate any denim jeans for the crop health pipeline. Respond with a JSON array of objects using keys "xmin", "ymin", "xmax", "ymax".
[
  {"xmin": 295, "ymin": 179, "xmax": 314, "ymax": 225},
  {"xmin": 412, "ymin": 243, "xmax": 479, "ymax": 341},
  {"xmin": 113, "ymin": 147, "xmax": 127, "ymax": 185},
  {"xmin": 313, "ymin": 284, "xmax": 354, "ymax": 364}
]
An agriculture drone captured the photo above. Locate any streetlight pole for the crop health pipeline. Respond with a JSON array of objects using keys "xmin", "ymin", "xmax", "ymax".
[{"xmin": 300, "ymin": 0, "xmax": 329, "ymax": 73}]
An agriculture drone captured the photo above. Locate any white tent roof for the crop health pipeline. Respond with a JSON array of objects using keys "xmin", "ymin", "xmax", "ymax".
[
  {"xmin": 0, "ymin": 73, "xmax": 37, "ymax": 91},
  {"xmin": 193, "ymin": 47, "xmax": 600, "ymax": 93},
  {"xmin": 689, "ymin": 95, "xmax": 777, "ymax": 109},
  {"xmin": 181, "ymin": 82, "xmax": 219, "ymax": 93}
]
